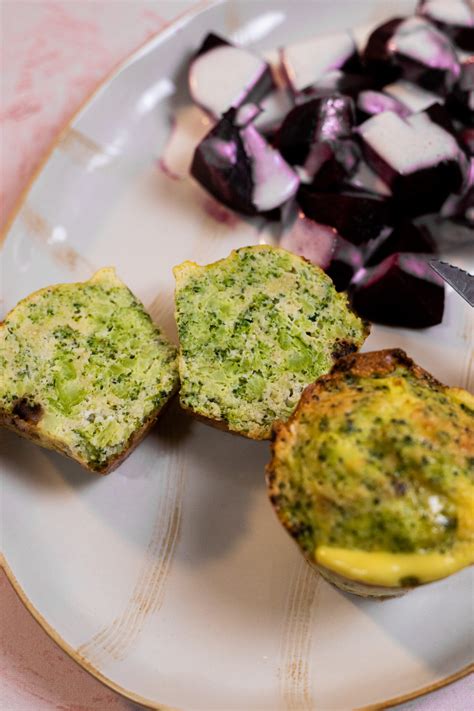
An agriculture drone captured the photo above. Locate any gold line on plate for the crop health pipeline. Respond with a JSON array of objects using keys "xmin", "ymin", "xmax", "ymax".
[
  {"xmin": 20, "ymin": 204, "xmax": 96, "ymax": 275},
  {"xmin": 279, "ymin": 559, "xmax": 321, "ymax": 711},
  {"xmin": 58, "ymin": 128, "xmax": 105, "ymax": 165},
  {"xmin": 77, "ymin": 433, "xmax": 186, "ymax": 664}
]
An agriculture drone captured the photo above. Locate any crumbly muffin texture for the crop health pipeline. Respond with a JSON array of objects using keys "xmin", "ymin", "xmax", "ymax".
[
  {"xmin": 0, "ymin": 269, "xmax": 178, "ymax": 472},
  {"xmin": 174, "ymin": 245, "xmax": 368, "ymax": 439},
  {"xmin": 268, "ymin": 349, "xmax": 474, "ymax": 587}
]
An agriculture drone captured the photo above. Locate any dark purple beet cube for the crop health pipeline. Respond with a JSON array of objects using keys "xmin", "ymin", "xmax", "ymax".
[
  {"xmin": 280, "ymin": 213, "xmax": 363, "ymax": 291},
  {"xmin": 446, "ymin": 57, "xmax": 474, "ymax": 127},
  {"xmin": 191, "ymin": 110, "xmax": 299, "ymax": 216},
  {"xmin": 309, "ymin": 140, "xmax": 361, "ymax": 191},
  {"xmin": 277, "ymin": 96, "xmax": 354, "ymax": 164},
  {"xmin": 363, "ymin": 16, "xmax": 460, "ymax": 95},
  {"xmin": 460, "ymin": 127, "xmax": 474, "ymax": 155},
  {"xmin": 189, "ymin": 34, "xmax": 274, "ymax": 117},
  {"xmin": 364, "ymin": 222, "xmax": 437, "ymax": 266},
  {"xmin": 359, "ymin": 109, "xmax": 466, "ymax": 216},
  {"xmin": 363, "ymin": 17, "xmax": 405, "ymax": 86},
  {"xmin": 350, "ymin": 253, "xmax": 445, "ymax": 328},
  {"xmin": 417, "ymin": 0, "xmax": 474, "ymax": 52},
  {"xmin": 191, "ymin": 110, "xmax": 255, "ymax": 215},
  {"xmin": 298, "ymin": 186, "xmax": 394, "ymax": 245}
]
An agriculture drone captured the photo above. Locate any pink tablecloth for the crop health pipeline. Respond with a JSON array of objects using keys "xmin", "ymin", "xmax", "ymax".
[{"xmin": 0, "ymin": 2, "xmax": 472, "ymax": 709}]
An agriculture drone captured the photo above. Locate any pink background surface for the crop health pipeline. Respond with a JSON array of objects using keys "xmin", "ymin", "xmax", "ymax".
[{"xmin": 0, "ymin": 1, "xmax": 472, "ymax": 709}]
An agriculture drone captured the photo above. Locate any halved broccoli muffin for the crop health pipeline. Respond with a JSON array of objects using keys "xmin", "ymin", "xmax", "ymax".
[
  {"xmin": 174, "ymin": 245, "xmax": 369, "ymax": 438},
  {"xmin": 267, "ymin": 349, "xmax": 474, "ymax": 598},
  {"xmin": 0, "ymin": 268, "xmax": 178, "ymax": 473}
]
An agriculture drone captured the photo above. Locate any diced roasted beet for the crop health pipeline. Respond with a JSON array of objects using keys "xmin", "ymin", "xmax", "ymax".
[
  {"xmin": 280, "ymin": 213, "xmax": 363, "ymax": 291},
  {"xmin": 281, "ymin": 31, "xmax": 359, "ymax": 93},
  {"xmin": 383, "ymin": 80, "xmax": 443, "ymax": 112},
  {"xmin": 234, "ymin": 103, "xmax": 262, "ymax": 127},
  {"xmin": 460, "ymin": 127, "xmax": 474, "ymax": 155},
  {"xmin": 417, "ymin": 0, "xmax": 474, "ymax": 52},
  {"xmin": 189, "ymin": 34, "xmax": 274, "ymax": 117},
  {"xmin": 350, "ymin": 253, "xmax": 445, "ymax": 328},
  {"xmin": 194, "ymin": 32, "xmax": 229, "ymax": 57},
  {"xmin": 253, "ymin": 89, "xmax": 294, "ymax": 136},
  {"xmin": 326, "ymin": 238, "xmax": 365, "ymax": 291},
  {"xmin": 441, "ymin": 158, "xmax": 474, "ymax": 225},
  {"xmin": 241, "ymin": 125, "xmax": 300, "ymax": 211},
  {"xmin": 276, "ymin": 95, "xmax": 359, "ymax": 188},
  {"xmin": 307, "ymin": 141, "xmax": 360, "ymax": 191},
  {"xmin": 424, "ymin": 102, "xmax": 460, "ymax": 141},
  {"xmin": 364, "ymin": 221, "xmax": 437, "ymax": 266},
  {"xmin": 298, "ymin": 186, "xmax": 394, "ymax": 245},
  {"xmin": 347, "ymin": 160, "xmax": 391, "ymax": 197},
  {"xmin": 191, "ymin": 110, "xmax": 255, "ymax": 214},
  {"xmin": 357, "ymin": 90, "xmax": 411, "ymax": 121},
  {"xmin": 358, "ymin": 110, "xmax": 465, "ymax": 216},
  {"xmin": 277, "ymin": 96, "xmax": 354, "ymax": 163},
  {"xmin": 191, "ymin": 109, "xmax": 299, "ymax": 216},
  {"xmin": 446, "ymin": 57, "xmax": 474, "ymax": 126},
  {"xmin": 280, "ymin": 214, "xmax": 335, "ymax": 268},
  {"xmin": 302, "ymin": 69, "xmax": 376, "ymax": 100},
  {"xmin": 363, "ymin": 17, "xmax": 405, "ymax": 86},
  {"xmin": 363, "ymin": 16, "xmax": 460, "ymax": 95}
]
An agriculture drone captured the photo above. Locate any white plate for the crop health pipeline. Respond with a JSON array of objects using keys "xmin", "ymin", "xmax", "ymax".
[{"xmin": 1, "ymin": 1, "xmax": 473, "ymax": 709}]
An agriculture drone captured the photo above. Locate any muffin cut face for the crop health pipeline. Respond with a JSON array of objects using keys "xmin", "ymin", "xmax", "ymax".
[
  {"xmin": 267, "ymin": 349, "xmax": 474, "ymax": 594},
  {"xmin": 0, "ymin": 268, "xmax": 179, "ymax": 473},
  {"xmin": 174, "ymin": 245, "xmax": 369, "ymax": 439}
]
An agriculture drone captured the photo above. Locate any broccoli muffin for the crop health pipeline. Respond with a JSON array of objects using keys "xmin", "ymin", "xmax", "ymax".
[
  {"xmin": 174, "ymin": 245, "xmax": 368, "ymax": 439},
  {"xmin": 267, "ymin": 349, "xmax": 474, "ymax": 598},
  {"xmin": 0, "ymin": 268, "xmax": 178, "ymax": 473}
]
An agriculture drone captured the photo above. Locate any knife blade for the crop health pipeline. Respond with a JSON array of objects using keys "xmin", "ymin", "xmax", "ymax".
[{"xmin": 430, "ymin": 260, "xmax": 474, "ymax": 308}]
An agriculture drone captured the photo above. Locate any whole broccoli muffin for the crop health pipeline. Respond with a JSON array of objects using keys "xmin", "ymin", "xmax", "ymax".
[
  {"xmin": 174, "ymin": 245, "xmax": 369, "ymax": 439},
  {"xmin": 267, "ymin": 349, "xmax": 474, "ymax": 598}
]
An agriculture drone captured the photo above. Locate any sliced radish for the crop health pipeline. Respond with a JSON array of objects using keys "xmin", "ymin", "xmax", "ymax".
[
  {"xmin": 282, "ymin": 31, "xmax": 358, "ymax": 93},
  {"xmin": 359, "ymin": 110, "xmax": 465, "ymax": 215},
  {"xmin": 189, "ymin": 35, "xmax": 274, "ymax": 117}
]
